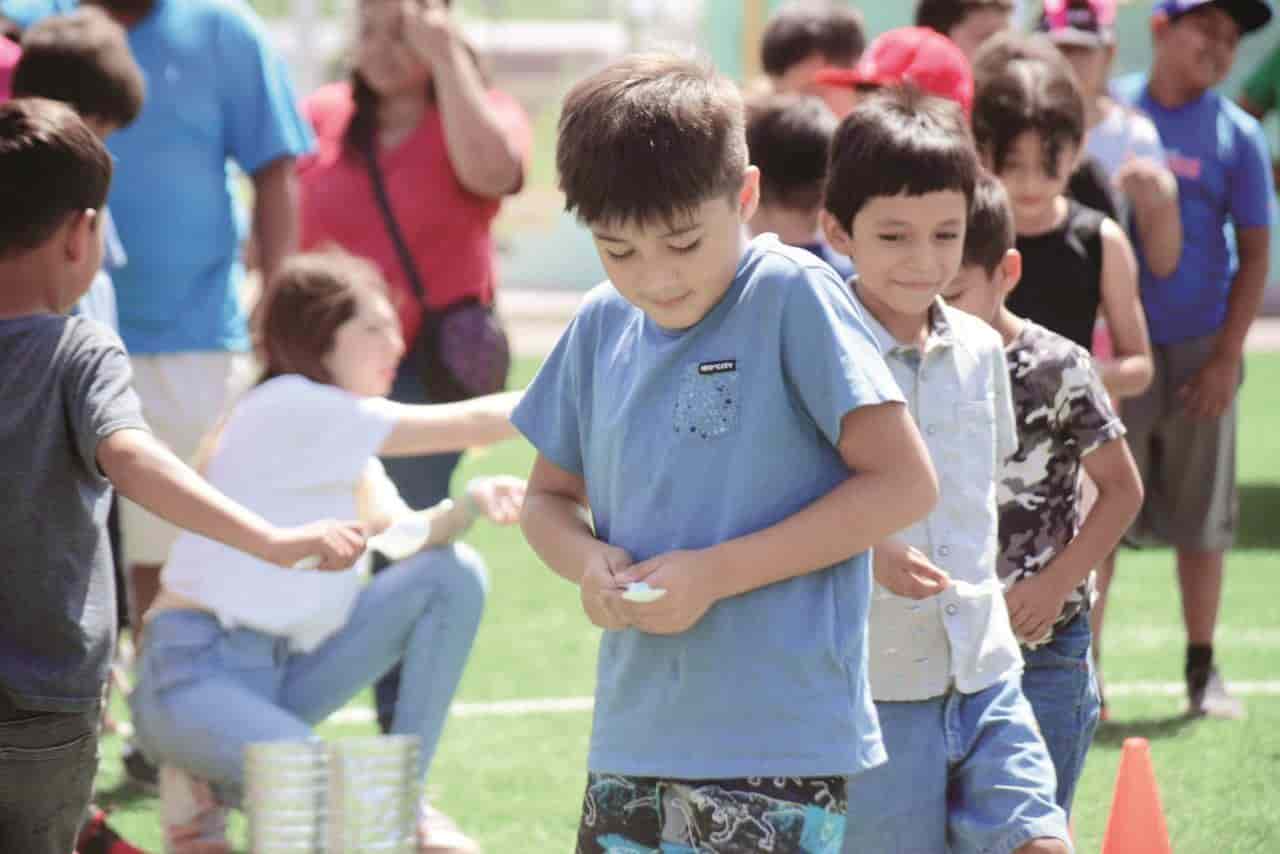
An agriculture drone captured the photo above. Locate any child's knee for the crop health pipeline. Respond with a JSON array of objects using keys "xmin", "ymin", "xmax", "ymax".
[
  {"xmin": 437, "ymin": 542, "xmax": 490, "ymax": 611},
  {"xmin": 1014, "ymin": 837, "xmax": 1070, "ymax": 854}
]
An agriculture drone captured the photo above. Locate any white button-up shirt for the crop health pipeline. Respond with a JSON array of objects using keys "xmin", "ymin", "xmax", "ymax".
[{"xmin": 858, "ymin": 295, "xmax": 1023, "ymax": 701}]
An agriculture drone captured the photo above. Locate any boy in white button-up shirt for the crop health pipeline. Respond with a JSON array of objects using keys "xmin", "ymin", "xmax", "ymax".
[{"xmin": 821, "ymin": 88, "xmax": 1072, "ymax": 854}]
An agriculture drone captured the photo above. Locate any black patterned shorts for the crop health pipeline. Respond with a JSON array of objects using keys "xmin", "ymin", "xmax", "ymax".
[{"xmin": 575, "ymin": 773, "xmax": 847, "ymax": 853}]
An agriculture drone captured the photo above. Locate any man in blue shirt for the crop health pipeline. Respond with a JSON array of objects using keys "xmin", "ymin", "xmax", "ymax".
[
  {"xmin": 3, "ymin": 0, "xmax": 312, "ymax": 639},
  {"xmin": 1101, "ymin": 0, "xmax": 1273, "ymax": 720}
]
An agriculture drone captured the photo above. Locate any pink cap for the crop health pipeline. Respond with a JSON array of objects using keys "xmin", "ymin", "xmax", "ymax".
[
  {"xmin": 1038, "ymin": 0, "xmax": 1117, "ymax": 46},
  {"xmin": 0, "ymin": 39, "xmax": 20, "ymax": 103},
  {"xmin": 814, "ymin": 27, "xmax": 974, "ymax": 115}
]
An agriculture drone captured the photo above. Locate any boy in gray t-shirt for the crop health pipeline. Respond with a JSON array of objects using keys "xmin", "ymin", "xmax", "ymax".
[{"xmin": 0, "ymin": 99, "xmax": 366, "ymax": 854}]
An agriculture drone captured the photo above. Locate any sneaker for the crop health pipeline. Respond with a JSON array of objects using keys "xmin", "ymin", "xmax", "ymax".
[
  {"xmin": 122, "ymin": 740, "xmax": 159, "ymax": 793},
  {"xmin": 76, "ymin": 806, "xmax": 148, "ymax": 854},
  {"xmin": 418, "ymin": 803, "xmax": 481, "ymax": 854},
  {"xmin": 1187, "ymin": 667, "xmax": 1247, "ymax": 720},
  {"xmin": 159, "ymin": 766, "xmax": 230, "ymax": 854}
]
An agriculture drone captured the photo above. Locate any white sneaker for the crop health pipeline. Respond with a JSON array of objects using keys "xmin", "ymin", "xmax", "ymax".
[
  {"xmin": 159, "ymin": 765, "xmax": 230, "ymax": 854},
  {"xmin": 1187, "ymin": 668, "xmax": 1247, "ymax": 720},
  {"xmin": 418, "ymin": 802, "xmax": 481, "ymax": 854}
]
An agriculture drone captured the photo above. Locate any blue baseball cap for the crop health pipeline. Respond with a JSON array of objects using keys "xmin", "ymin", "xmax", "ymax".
[{"xmin": 1153, "ymin": 0, "xmax": 1273, "ymax": 34}]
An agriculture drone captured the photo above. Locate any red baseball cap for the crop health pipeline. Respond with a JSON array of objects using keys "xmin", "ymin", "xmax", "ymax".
[{"xmin": 813, "ymin": 26, "xmax": 974, "ymax": 114}]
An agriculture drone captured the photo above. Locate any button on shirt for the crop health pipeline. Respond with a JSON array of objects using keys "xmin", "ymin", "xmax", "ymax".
[{"xmin": 855, "ymin": 292, "xmax": 1023, "ymax": 701}]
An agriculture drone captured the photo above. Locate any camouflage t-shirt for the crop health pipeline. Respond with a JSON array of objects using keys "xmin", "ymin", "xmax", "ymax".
[{"xmin": 998, "ymin": 321, "xmax": 1125, "ymax": 638}]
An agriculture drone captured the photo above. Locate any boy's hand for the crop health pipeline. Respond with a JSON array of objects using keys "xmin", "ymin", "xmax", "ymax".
[
  {"xmin": 464, "ymin": 476, "xmax": 526, "ymax": 526},
  {"xmin": 580, "ymin": 544, "xmax": 634, "ymax": 631},
  {"xmin": 1178, "ymin": 349, "xmax": 1241, "ymax": 419},
  {"xmin": 873, "ymin": 540, "xmax": 950, "ymax": 599},
  {"xmin": 1004, "ymin": 572, "xmax": 1070, "ymax": 645},
  {"xmin": 267, "ymin": 521, "xmax": 367, "ymax": 571},
  {"xmin": 615, "ymin": 550, "xmax": 721, "ymax": 635},
  {"xmin": 1114, "ymin": 156, "xmax": 1176, "ymax": 208}
]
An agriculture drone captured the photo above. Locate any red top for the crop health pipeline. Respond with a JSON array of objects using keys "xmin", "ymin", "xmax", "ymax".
[
  {"xmin": 0, "ymin": 40, "xmax": 19, "ymax": 102},
  {"xmin": 299, "ymin": 82, "xmax": 531, "ymax": 343}
]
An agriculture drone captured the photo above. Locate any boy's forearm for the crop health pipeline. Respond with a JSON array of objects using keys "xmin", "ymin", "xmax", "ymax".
[
  {"xmin": 701, "ymin": 465, "xmax": 936, "ymax": 601},
  {"xmin": 251, "ymin": 156, "xmax": 300, "ymax": 287},
  {"xmin": 1039, "ymin": 478, "xmax": 1141, "ymax": 595},
  {"xmin": 520, "ymin": 491, "xmax": 601, "ymax": 584},
  {"xmin": 1132, "ymin": 195, "xmax": 1182, "ymax": 279},
  {"xmin": 1217, "ymin": 233, "xmax": 1270, "ymax": 358},
  {"xmin": 99, "ymin": 428, "xmax": 277, "ymax": 562}
]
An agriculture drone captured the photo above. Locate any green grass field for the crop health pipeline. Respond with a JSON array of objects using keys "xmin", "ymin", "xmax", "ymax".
[{"xmin": 93, "ymin": 353, "xmax": 1280, "ymax": 853}]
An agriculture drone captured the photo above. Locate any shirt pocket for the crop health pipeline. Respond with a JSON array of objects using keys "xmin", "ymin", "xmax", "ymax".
[
  {"xmin": 672, "ymin": 361, "xmax": 741, "ymax": 441},
  {"xmin": 955, "ymin": 396, "xmax": 998, "ymax": 489}
]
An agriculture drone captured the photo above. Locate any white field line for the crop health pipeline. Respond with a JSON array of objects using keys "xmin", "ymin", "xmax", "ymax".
[{"xmin": 330, "ymin": 681, "xmax": 1280, "ymax": 725}]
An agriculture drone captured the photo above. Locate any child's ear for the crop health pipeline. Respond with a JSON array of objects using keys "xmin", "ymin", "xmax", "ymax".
[
  {"xmin": 999, "ymin": 248, "xmax": 1023, "ymax": 295},
  {"xmin": 737, "ymin": 166, "xmax": 761, "ymax": 222},
  {"xmin": 62, "ymin": 208, "xmax": 99, "ymax": 264},
  {"xmin": 1150, "ymin": 11, "xmax": 1172, "ymax": 40},
  {"xmin": 820, "ymin": 209, "xmax": 854, "ymax": 255}
]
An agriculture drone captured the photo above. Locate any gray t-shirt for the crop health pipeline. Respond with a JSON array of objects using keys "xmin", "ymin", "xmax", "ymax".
[{"xmin": 0, "ymin": 314, "xmax": 148, "ymax": 712}]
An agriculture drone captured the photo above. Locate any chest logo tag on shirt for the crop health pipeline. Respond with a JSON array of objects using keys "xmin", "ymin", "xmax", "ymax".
[{"xmin": 698, "ymin": 359, "xmax": 737, "ymax": 375}]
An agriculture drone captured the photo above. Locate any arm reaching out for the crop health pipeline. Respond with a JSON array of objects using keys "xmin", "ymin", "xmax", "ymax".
[
  {"xmin": 99, "ymin": 428, "xmax": 366, "ymax": 570},
  {"xmin": 378, "ymin": 390, "xmax": 523, "ymax": 457}
]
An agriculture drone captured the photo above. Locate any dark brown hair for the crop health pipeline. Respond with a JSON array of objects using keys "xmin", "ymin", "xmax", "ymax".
[
  {"xmin": 823, "ymin": 86, "xmax": 977, "ymax": 232},
  {"xmin": 0, "ymin": 97, "xmax": 112, "ymax": 257},
  {"xmin": 556, "ymin": 53, "xmax": 748, "ymax": 226},
  {"xmin": 915, "ymin": 0, "xmax": 1015, "ymax": 35},
  {"xmin": 971, "ymin": 33, "xmax": 1085, "ymax": 179},
  {"xmin": 761, "ymin": 3, "xmax": 866, "ymax": 78},
  {"xmin": 259, "ymin": 248, "xmax": 388, "ymax": 385},
  {"xmin": 12, "ymin": 7, "xmax": 145, "ymax": 129},
  {"xmin": 963, "ymin": 170, "xmax": 1016, "ymax": 274},
  {"xmin": 746, "ymin": 92, "xmax": 837, "ymax": 211},
  {"xmin": 342, "ymin": 0, "xmax": 486, "ymax": 153}
]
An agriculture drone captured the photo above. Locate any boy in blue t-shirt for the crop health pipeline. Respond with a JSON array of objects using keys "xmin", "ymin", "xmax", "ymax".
[
  {"xmin": 1106, "ymin": 0, "xmax": 1274, "ymax": 719},
  {"xmin": 513, "ymin": 54, "xmax": 939, "ymax": 853},
  {"xmin": 820, "ymin": 89, "xmax": 1070, "ymax": 854}
]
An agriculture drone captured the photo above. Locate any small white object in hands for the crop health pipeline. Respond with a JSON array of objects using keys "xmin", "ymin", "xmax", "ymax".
[
  {"xmin": 293, "ymin": 556, "xmax": 322, "ymax": 571},
  {"xmin": 622, "ymin": 582, "xmax": 667, "ymax": 603},
  {"xmin": 368, "ymin": 514, "xmax": 431, "ymax": 561}
]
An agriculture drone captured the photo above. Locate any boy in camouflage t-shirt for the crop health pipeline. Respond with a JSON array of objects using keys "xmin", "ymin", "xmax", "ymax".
[{"xmin": 944, "ymin": 174, "xmax": 1145, "ymax": 815}]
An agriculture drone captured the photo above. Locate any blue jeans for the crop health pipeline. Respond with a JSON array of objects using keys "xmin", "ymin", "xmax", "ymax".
[
  {"xmin": 1021, "ymin": 612, "xmax": 1101, "ymax": 814},
  {"xmin": 375, "ymin": 363, "xmax": 464, "ymax": 731},
  {"xmin": 129, "ymin": 545, "xmax": 486, "ymax": 802},
  {"xmin": 0, "ymin": 697, "xmax": 99, "ymax": 854},
  {"xmin": 844, "ymin": 677, "xmax": 1070, "ymax": 854}
]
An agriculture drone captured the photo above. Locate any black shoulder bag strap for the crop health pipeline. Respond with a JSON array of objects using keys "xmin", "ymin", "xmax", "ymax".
[{"xmin": 360, "ymin": 136, "xmax": 428, "ymax": 307}]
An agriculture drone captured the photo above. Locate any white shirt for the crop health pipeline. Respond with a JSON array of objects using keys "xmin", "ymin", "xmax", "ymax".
[
  {"xmin": 857, "ymin": 296, "xmax": 1024, "ymax": 701},
  {"xmin": 161, "ymin": 375, "xmax": 400, "ymax": 651}
]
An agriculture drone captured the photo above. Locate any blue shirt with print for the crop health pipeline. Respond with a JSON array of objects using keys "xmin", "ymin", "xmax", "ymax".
[
  {"xmin": 1113, "ymin": 74, "xmax": 1273, "ymax": 345},
  {"xmin": 4, "ymin": 0, "xmax": 314, "ymax": 354},
  {"xmin": 512, "ymin": 235, "xmax": 902, "ymax": 779}
]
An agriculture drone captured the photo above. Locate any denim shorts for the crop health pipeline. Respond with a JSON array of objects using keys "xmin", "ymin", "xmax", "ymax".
[
  {"xmin": 1021, "ymin": 612, "xmax": 1101, "ymax": 813},
  {"xmin": 844, "ymin": 677, "xmax": 1070, "ymax": 854}
]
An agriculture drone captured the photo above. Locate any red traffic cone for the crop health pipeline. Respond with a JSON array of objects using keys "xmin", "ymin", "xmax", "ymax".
[{"xmin": 1101, "ymin": 737, "xmax": 1172, "ymax": 854}]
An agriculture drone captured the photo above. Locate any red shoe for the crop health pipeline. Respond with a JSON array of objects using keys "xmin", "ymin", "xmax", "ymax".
[{"xmin": 77, "ymin": 807, "xmax": 150, "ymax": 854}]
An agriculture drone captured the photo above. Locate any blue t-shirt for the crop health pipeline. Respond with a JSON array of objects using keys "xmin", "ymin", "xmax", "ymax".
[
  {"xmin": 798, "ymin": 239, "xmax": 856, "ymax": 281},
  {"xmin": 512, "ymin": 235, "xmax": 903, "ymax": 779},
  {"xmin": 1113, "ymin": 74, "xmax": 1274, "ymax": 345},
  {"xmin": 4, "ymin": 0, "xmax": 314, "ymax": 354}
]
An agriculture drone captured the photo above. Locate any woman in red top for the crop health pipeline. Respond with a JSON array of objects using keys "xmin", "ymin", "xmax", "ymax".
[{"xmin": 297, "ymin": 2, "xmax": 527, "ymax": 848}]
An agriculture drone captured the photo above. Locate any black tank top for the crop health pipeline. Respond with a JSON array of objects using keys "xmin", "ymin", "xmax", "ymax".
[{"xmin": 1010, "ymin": 201, "xmax": 1106, "ymax": 351}]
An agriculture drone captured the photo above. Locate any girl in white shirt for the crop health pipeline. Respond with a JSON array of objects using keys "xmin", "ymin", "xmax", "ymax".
[{"xmin": 130, "ymin": 249, "xmax": 522, "ymax": 854}]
